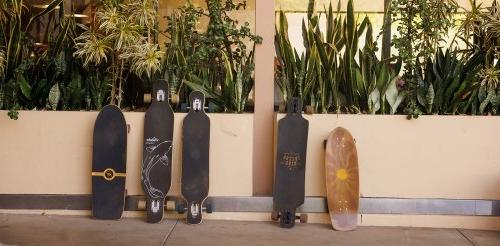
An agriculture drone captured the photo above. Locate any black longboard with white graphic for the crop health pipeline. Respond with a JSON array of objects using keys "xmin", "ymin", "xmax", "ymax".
[
  {"xmin": 92, "ymin": 105, "xmax": 127, "ymax": 220},
  {"xmin": 141, "ymin": 80, "xmax": 174, "ymax": 223},
  {"xmin": 179, "ymin": 91, "xmax": 211, "ymax": 224},
  {"xmin": 272, "ymin": 98, "xmax": 309, "ymax": 228}
]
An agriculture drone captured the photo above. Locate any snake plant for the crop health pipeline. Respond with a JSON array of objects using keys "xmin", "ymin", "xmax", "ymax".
[{"xmin": 275, "ymin": 0, "xmax": 403, "ymax": 114}]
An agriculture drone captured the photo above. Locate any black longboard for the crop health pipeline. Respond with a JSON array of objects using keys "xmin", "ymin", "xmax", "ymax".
[
  {"xmin": 272, "ymin": 98, "xmax": 309, "ymax": 228},
  {"xmin": 92, "ymin": 105, "xmax": 127, "ymax": 220},
  {"xmin": 141, "ymin": 80, "xmax": 174, "ymax": 223},
  {"xmin": 180, "ymin": 91, "xmax": 210, "ymax": 224}
]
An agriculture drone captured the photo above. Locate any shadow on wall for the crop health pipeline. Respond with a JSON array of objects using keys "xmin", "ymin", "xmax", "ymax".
[
  {"xmin": 493, "ymin": 179, "xmax": 500, "ymax": 215},
  {"xmin": 493, "ymin": 201, "xmax": 500, "ymax": 215}
]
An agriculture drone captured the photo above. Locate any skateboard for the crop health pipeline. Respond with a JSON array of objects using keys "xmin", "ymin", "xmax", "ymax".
[
  {"xmin": 178, "ymin": 91, "xmax": 212, "ymax": 224},
  {"xmin": 325, "ymin": 127, "xmax": 359, "ymax": 231},
  {"xmin": 272, "ymin": 98, "xmax": 309, "ymax": 228},
  {"xmin": 91, "ymin": 105, "xmax": 127, "ymax": 220},
  {"xmin": 140, "ymin": 80, "xmax": 174, "ymax": 223}
]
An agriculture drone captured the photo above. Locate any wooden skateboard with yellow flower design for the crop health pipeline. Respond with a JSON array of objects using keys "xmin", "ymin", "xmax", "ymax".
[
  {"xmin": 91, "ymin": 105, "xmax": 127, "ymax": 220},
  {"xmin": 325, "ymin": 127, "xmax": 359, "ymax": 231},
  {"xmin": 272, "ymin": 98, "xmax": 309, "ymax": 228}
]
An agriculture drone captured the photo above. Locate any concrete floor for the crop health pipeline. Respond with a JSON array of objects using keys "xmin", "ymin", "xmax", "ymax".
[{"xmin": 0, "ymin": 214, "xmax": 499, "ymax": 246}]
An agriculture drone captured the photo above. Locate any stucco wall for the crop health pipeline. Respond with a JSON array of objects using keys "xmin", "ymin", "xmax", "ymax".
[
  {"xmin": 0, "ymin": 111, "xmax": 253, "ymax": 197},
  {"xmin": 276, "ymin": 114, "xmax": 500, "ymax": 200}
]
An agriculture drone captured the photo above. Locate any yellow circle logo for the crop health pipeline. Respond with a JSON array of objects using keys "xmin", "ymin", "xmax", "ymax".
[
  {"xmin": 103, "ymin": 168, "xmax": 116, "ymax": 181},
  {"xmin": 336, "ymin": 168, "xmax": 348, "ymax": 181}
]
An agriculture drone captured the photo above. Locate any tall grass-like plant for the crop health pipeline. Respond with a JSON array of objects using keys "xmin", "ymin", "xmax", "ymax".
[
  {"xmin": 275, "ymin": 0, "xmax": 404, "ymax": 114},
  {"xmin": 0, "ymin": 0, "xmax": 64, "ymax": 119},
  {"xmin": 74, "ymin": 0, "xmax": 163, "ymax": 108}
]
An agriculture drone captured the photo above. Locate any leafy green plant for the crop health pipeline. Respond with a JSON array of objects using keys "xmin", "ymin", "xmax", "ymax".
[
  {"xmin": 0, "ymin": 0, "xmax": 64, "ymax": 118},
  {"xmin": 161, "ymin": 0, "xmax": 261, "ymax": 113},
  {"xmin": 478, "ymin": 65, "xmax": 500, "ymax": 114},
  {"xmin": 390, "ymin": 0, "xmax": 458, "ymax": 118},
  {"xmin": 74, "ymin": 0, "xmax": 164, "ymax": 108}
]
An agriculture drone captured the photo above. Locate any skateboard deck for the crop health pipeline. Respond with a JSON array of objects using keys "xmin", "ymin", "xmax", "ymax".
[
  {"xmin": 325, "ymin": 127, "xmax": 359, "ymax": 231},
  {"xmin": 141, "ymin": 80, "xmax": 174, "ymax": 223},
  {"xmin": 273, "ymin": 98, "xmax": 309, "ymax": 228},
  {"xmin": 92, "ymin": 105, "xmax": 127, "ymax": 220},
  {"xmin": 181, "ymin": 91, "xmax": 210, "ymax": 224}
]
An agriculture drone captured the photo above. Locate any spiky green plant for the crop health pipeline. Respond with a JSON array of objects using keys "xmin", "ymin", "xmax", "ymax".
[
  {"xmin": 74, "ymin": 0, "xmax": 162, "ymax": 108},
  {"xmin": 74, "ymin": 30, "xmax": 111, "ymax": 67},
  {"xmin": 122, "ymin": 42, "xmax": 164, "ymax": 79},
  {"xmin": 418, "ymin": 48, "xmax": 480, "ymax": 115},
  {"xmin": 275, "ymin": 0, "xmax": 403, "ymax": 114}
]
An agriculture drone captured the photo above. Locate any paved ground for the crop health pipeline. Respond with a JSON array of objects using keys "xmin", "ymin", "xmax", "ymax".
[{"xmin": 0, "ymin": 214, "xmax": 499, "ymax": 246}]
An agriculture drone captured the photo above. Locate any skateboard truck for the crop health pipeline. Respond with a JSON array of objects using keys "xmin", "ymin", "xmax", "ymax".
[
  {"xmin": 137, "ymin": 198, "xmax": 178, "ymax": 212},
  {"xmin": 157, "ymin": 89, "xmax": 166, "ymax": 102},
  {"xmin": 271, "ymin": 209, "xmax": 308, "ymax": 228},
  {"xmin": 175, "ymin": 200, "xmax": 213, "ymax": 214}
]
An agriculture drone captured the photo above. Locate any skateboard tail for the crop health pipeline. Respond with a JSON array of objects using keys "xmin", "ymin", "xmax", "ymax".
[
  {"xmin": 186, "ymin": 200, "xmax": 203, "ymax": 224},
  {"xmin": 331, "ymin": 213, "xmax": 358, "ymax": 231},
  {"xmin": 146, "ymin": 198, "xmax": 165, "ymax": 223},
  {"xmin": 278, "ymin": 209, "xmax": 296, "ymax": 228}
]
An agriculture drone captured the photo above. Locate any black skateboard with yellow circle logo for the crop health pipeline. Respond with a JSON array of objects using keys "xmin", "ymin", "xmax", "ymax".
[{"xmin": 92, "ymin": 105, "xmax": 127, "ymax": 220}]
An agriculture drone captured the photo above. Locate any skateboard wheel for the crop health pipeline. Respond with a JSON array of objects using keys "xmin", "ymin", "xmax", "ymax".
[
  {"xmin": 208, "ymin": 102, "xmax": 218, "ymax": 113},
  {"xmin": 305, "ymin": 105, "xmax": 314, "ymax": 115},
  {"xmin": 171, "ymin": 94, "xmax": 180, "ymax": 104},
  {"xmin": 299, "ymin": 213, "xmax": 308, "ymax": 223},
  {"xmin": 144, "ymin": 93, "xmax": 152, "ymax": 104},
  {"xmin": 205, "ymin": 203, "xmax": 213, "ymax": 213},
  {"xmin": 176, "ymin": 203, "xmax": 186, "ymax": 214},
  {"xmin": 180, "ymin": 103, "xmax": 189, "ymax": 112},
  {"xmin": 278, "ymin": 101, "xmax": 286, "ymax": 113},
  {"xmin": 271, "ymin": 211, "xmax": 279, "ymax": 221},
  {"xmin": 279, "ymin": 211, "xmax": 295, "ymax": 228},
  {"xmin": 138, "ymin": 200, "xmax": 146, "ymax": 210},
  {"xmin": 166, "ymin": 200, "xmax": 176, "ymax": 211}
]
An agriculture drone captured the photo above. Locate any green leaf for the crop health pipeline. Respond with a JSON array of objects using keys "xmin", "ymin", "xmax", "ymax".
[
  {"xmin": 368, "ymin": 88, "xmax": 381, "ymax": 114},
  {"xmin": 386, "ymin": 77, "xmax": 405, "ymax": 114},
  {"xmin": 426, "ymin": 83, "xmax": 435, "ymax": 113},
  {"xmin": 48, "ymin": 83, "xmax": 61, "ymax": 110},
  {"xmin": 18, "ymin": 75, "xmax": 31, "ymax": 100}
]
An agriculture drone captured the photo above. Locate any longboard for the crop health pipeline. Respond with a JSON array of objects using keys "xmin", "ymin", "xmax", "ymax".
[
  {"xmin": 179, "ymin": 91, "xmax": 210, "ymax": 224},
  {"xmin": 325, "ymin": 127, "xmax": 359, "ymax": 231},
  {"xmin": 272, "ymin": 98, "xmax": 309, "ymax": 228},
  {"xmin": 141, "ymin": 80, "xmax": 174, "ymax": 223},
  {"xmin": 92, "ymin": 105, "xmax": 127, "ymax": 220}
]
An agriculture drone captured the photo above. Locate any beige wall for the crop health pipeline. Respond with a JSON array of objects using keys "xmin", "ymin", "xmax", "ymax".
[
  {"xmin": 276, "ymin": 0, "xmax": 495, "ymax": 12},
  {"xmin": 0, "ymin": 111, "xmax": 253, "ymax": 197},
  {"xmin": 276, "ymin": 114, "xmax": 500, "ymax": 200}
]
